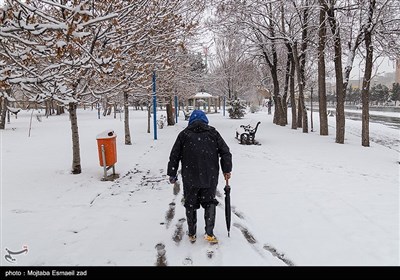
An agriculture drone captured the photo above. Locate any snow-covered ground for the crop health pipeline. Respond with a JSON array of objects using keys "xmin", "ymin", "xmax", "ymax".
[{"xmin": 1, "ymin": 106, "xmax": 398, "ymax": 266}]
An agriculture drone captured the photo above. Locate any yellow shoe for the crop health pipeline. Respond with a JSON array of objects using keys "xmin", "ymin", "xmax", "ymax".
[
  {"xmin": 188, "ymin": 235, "xmax": 197, "ymax": 243},
  {"xmin": 204, "ymin": 234, "xmax": 218, "ymax": 244}
]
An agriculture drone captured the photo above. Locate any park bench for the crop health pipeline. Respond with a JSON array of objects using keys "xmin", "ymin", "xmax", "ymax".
[
  {"xmin": 235, "ymin": 120, "xmax": 261, "ymax": 145},
  {"xmin": 183, "ymin": 110, "xmax": 191, "ymax": 121}
]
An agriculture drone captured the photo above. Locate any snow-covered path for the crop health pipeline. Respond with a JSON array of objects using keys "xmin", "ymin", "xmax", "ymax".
[{"xmin": 1, "ymin": 108, "xmax": 398, "ymax": 266}]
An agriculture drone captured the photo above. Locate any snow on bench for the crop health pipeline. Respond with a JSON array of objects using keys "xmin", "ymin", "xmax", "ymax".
[
  {"xmin": 183, "ymin": 110, "xmax": 191, "ymax": 121},
  {"xmin": 235, "ymin": 120, "xmax": 261, "ymax": 145}
]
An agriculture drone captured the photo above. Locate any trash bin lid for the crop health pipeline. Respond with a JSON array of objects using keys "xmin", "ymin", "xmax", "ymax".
[{"xmin": 96, "ymin": 130, "xmax": 116, "ymax": 139}]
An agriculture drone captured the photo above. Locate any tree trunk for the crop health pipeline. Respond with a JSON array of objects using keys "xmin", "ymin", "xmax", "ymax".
[
  {"xmin": 282, "ymin": 50, "xmax": 291, "ymax": 125},
  {"xmin": 293, "ymin": 42, "xmax": 308, "ymax": 133},
  {"xmin": 102, "ymin": 104, "xmax": 107, "ymax": 116},
  {"xmin": 281, "ymin": 3, "xmax": 289, "ymax": 125},
  {"xmin": 361, "ymin": 44, "xmax": 371, "ymax": 147},
  {"xmin": 69, "ymin": 103, "xmax": 81, "ymax": 174},
  {"xmin": 0, "ymin": 94, "xmax": 8, "ymax": 130},
  {"xmin": 56, "ymin": 104, "xmax": 64, "ymax": 115},
  {"xmin": 289, "ymin": 54, "xmax": 297, "ymax": 130},
  {"xmin": 147, "ymin": 104, "xmax": 151, "ymax": 134},
  {"xmin": 260, "ymin": 8, "xmax": 285, "ymax": 126},
  {"xmin": 262, "ymin": 49, "xmax": 285, "ymax": 126},
  {"xmin": 361, "ymin": 0, "xmax": 376, "ymax": 147},
  {"xmin": 124, "ymin": 92, "xmax": 132, "ymax": 145},
  {"xmin": 318, "ymin": 5, "xmax": 328, "ymax": 135},
  {"xmin": 324, "ymin": 1, "xmax": 345, "ymax": 143},
  {"xmin": 297, "ymin": 95, "xmax": 303, "ymax": 128},
  {"xmin": 45, "ymin": 101, "xmax": 50, "ymax": 118},
  {"xmin": 271, "ymin": 74, "xmax": 284, "ymax": 126},
  {"xmin": 300, "ymin": 2, "xmax": 309, "ymax": 133},
  {"xmin": 166, "ymin": 97, "xmax": 175, "ymax": 126}
]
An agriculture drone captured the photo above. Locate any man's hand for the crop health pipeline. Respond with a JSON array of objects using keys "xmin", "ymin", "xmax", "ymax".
[
  {"xmin": 169, "ymin": 176, "xmax": 178, "ymax": 184},
  {"xmin": 224, "ymin": 173, "xmax": 231, "ymax": 180}
]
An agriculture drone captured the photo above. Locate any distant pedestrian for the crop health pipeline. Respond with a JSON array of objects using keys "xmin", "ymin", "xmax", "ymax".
[{"xmin": 167, "ymin": 110, "xmax": 232, "ymax": 244}]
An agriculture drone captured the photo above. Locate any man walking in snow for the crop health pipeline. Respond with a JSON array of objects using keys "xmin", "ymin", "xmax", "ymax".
[{"xmin": 167, "ymin": 110, "xmax": 232, "ymax": 244}]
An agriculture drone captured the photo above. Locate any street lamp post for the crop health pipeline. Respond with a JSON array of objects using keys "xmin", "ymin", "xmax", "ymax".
[{"xmin": 174, "ymin": 95, "xmax": 178, "ymax": 124}]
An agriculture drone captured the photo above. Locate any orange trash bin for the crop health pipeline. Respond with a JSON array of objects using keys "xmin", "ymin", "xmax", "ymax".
[{"xmin": 96, "ymin": 130, "xmax": 117, "ymax": 167}]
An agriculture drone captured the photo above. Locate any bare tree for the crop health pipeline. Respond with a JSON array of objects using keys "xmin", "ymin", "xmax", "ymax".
[
  {"xmin": 210, "ymin": 30, "xmax": 258, "ymax": 103},
  {"xmin": 320, "ymin": 0, "xmax": 346, "ymax": 143},
  {"xmin": 291, "ymin": 0, "xmax": 313, "ymax": 133},
  {"xmin": 318, "ymin": 1, "xmax": 328, "ymax": 135},
  {"xmin": 211, "ymin": 1, "xmax": 288, "ymax": 125}
]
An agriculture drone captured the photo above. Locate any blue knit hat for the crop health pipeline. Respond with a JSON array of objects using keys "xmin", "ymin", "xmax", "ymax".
[{"xmin": 188, "ymin": 110, "xmax": 209, "ymax": 126}]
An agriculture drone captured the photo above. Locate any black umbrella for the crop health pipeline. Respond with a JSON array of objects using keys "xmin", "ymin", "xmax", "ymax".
[{"xmin": 224, "ymin": 178, "xmax": 231, "ymax": 237}]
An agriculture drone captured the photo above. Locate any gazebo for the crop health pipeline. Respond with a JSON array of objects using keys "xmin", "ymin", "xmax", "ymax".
[{"xmin": 187, "ymin": 92, "xmax": 220, "ymax": 113}]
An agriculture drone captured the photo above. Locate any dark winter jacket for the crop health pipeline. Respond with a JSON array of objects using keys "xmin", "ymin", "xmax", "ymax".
[{"xmin": 167, "ymin": 112, "xmax": 232, "ymax": 189}]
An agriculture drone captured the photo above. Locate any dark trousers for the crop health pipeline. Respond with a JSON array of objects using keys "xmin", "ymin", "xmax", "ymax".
[{"xmin": 184, "ymin": 187, "xmax": 218, "ymax": 236}]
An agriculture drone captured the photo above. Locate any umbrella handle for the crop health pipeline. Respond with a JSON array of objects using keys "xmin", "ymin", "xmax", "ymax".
[{"xmin": 225, "ymin": 178, "xmax": 229, "ymax": 186}]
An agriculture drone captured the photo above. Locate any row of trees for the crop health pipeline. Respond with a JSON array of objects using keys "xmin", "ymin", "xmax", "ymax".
[
  {"xmin": 1, "ymin": 1, "xmax": 399, "ymax": 174},
  {"xmin": 346, "ymin": 83, "xmax": 400, "ymax": 105},
  {"xmin": 206, "ymin": 0, "xmax": 400, "ymax": 146},
  {"xmin": 0, "ymin": 0, "xmax": 207, "ymax": 174}
]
